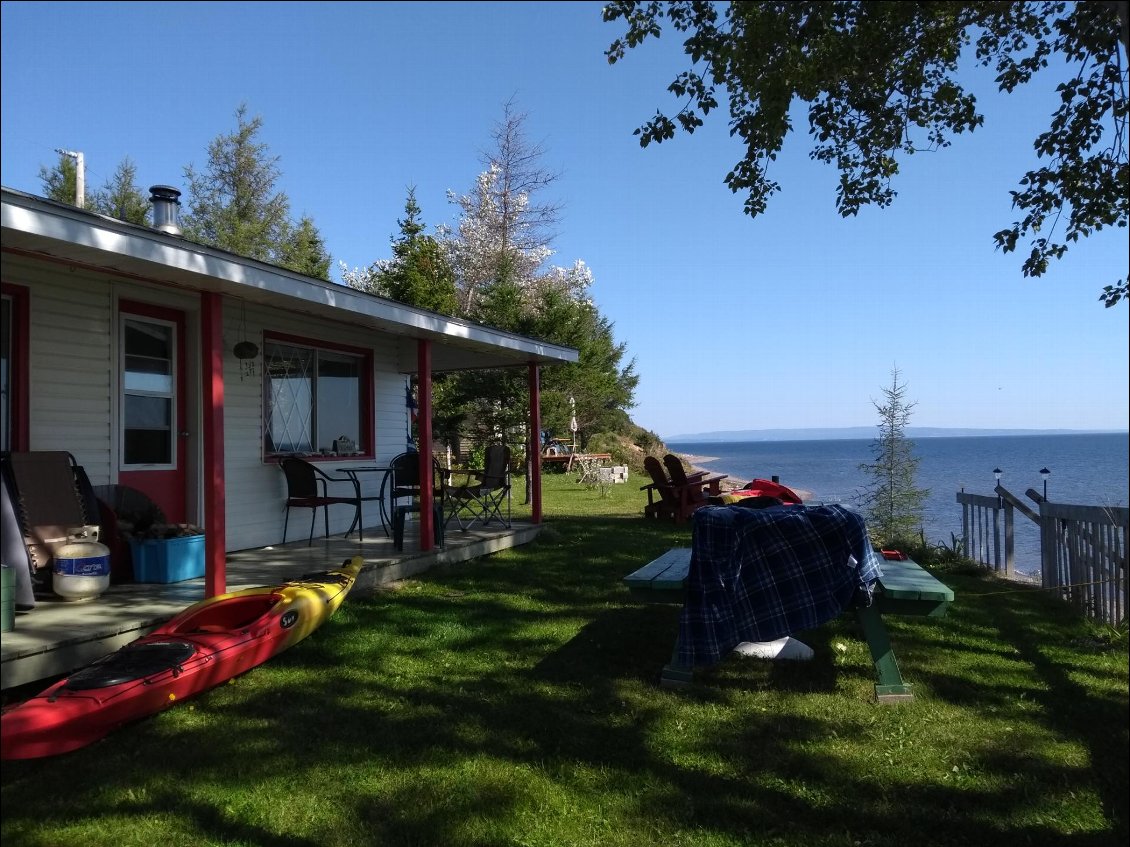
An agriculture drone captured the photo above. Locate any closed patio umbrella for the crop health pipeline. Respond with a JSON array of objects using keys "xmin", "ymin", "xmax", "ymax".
[{"xmin": 569, "ymin": 396, "xmax": 577, "ymax": 452}]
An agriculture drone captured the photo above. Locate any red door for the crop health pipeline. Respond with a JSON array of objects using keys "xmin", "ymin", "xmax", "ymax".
[{"xmin": 117, "ymin": 301, "xmax": 188, "ymax": 523}]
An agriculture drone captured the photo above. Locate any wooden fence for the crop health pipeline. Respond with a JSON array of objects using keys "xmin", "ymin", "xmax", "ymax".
[{"xmin": 956, "ymin": 486, "xmax": 1128, "ymax": 626}]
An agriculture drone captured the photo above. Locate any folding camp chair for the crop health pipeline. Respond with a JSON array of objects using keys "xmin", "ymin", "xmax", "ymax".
[{"xmin": 444, "ymin": 444, "xmax": 512, "ymax": 531}]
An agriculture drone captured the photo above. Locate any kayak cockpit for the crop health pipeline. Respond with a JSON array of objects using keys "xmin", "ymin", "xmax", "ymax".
[{"xmin": 162, "ymin": 593, "xmax": 283, "ymax": 635}]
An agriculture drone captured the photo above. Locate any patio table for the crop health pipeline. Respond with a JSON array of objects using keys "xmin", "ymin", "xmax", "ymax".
[{"xmin": 339, "ymin": 466, "xmax": 393, "ymax": 537}]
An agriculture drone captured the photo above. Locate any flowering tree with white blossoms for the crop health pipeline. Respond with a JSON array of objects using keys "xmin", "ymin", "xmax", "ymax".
[
  {"xmin": 439, "ymin": 163, "xmax": 550, "ymax": 316},
  {"xmin": 436, "ymin": 102, "xmax": 635, "ymax": 493},
  {"xmin": 343, "ymin": 100, "xmax": 637, "ymax": 494},
  {"xmin": 439, "ymin": 163, "xmax": 596, "ymax": 319}
]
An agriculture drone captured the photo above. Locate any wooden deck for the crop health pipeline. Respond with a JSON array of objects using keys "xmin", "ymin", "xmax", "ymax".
[{"xmin": 2, "ymin": 520, "xmax": 539, "ymax": 692}]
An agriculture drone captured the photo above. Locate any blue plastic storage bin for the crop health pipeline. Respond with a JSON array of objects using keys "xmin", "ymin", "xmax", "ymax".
[{"xmin": 129, "ymin": 535, "xmax": 205, "ymax": 583}]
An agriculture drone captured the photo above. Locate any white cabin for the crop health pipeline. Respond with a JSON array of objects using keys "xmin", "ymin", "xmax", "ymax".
[{"xmin": 1, "ymin": 186, "xmax": 577, "ymax": 592}]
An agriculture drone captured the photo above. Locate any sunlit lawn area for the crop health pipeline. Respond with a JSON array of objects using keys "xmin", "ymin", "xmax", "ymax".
[{"xmin": 2, "ymin": 472, "xmax": 1127, "ymax": 846}]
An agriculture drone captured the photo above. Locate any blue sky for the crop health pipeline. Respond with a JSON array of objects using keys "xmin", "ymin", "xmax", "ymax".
[{"xmin": 3, "ymin": 1, "xmax": 1127, "ymax": 438}]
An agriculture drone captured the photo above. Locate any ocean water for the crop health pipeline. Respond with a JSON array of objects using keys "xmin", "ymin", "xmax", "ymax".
[{"xmin": 667, "ymin": 433, "xmax": 1129, "ymax": 576}]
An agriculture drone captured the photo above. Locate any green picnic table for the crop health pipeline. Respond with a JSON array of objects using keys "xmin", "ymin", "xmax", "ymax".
[{"xmin": 624, "ymin": 548, "xmax": 955, "ymax": 702}]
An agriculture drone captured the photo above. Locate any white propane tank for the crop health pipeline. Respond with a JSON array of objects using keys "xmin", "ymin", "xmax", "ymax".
[{"xmin": 52, "ymin": 540, "xmax": 111, "ymax": 602}]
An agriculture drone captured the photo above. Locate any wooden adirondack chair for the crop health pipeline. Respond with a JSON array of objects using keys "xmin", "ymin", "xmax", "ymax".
[
  {"xmin": 662, "ymin": 454, "xmax": 728, "ymax": 499},
  {"xmin": 641, "ymin": 456, "xmax": 710, "ymax": 524}
]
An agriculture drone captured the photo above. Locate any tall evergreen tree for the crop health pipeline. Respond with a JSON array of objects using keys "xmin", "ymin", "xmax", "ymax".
[
  {"xmin": 436, "ymin": 102, "xmax": 637, "ymax": 499},
  {"xmin": 182, "ymin": 103, "xmax": 330, "ymax": 277},
  {"xmin": 277, "ymin": 215, "xmax": 332, "ymax": 280},
  {"xmin": 374, "ymin": 189, "xmax": 459, "ymax": 314},
  {"xmin": 90, "ymin": 158, "xmax": 150, "ymax": 225},
  {"xmin": 344, "ymin": 103, "xmax": 637, "ymax": 499},
  {"xmin": 40, "ymin": 153, "xmax": 150, "ymax": 225},
  {"xmin": 182, "ymin": 104, "xmax": 289, "ymax": 260},
  {"xmin": 859, "ymin": 368, "xmax": 928, "ymax": 546},
  {"xmin": 343, "ymin": 188, "xmax": 459, "ymax": 313},
  {"xmin": 441, "ymin": 98, "xmax": 564, "ymax": 317},
  {"xmin": 38, "ymin": 152, "xmax": 79, "ymax": 206}
]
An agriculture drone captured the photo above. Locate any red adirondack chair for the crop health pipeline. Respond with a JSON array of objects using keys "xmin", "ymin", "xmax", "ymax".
[{"xmin": 641, "ymin": 456, "xmax": 711, "ymax": 524}]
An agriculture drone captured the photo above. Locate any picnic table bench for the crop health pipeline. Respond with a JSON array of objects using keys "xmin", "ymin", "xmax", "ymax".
[{"xmin": 624, "ymin": 548, "xmax": 955, "ymax": 702}]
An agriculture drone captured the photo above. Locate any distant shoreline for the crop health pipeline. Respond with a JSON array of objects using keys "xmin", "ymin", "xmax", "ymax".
[{"xmin": 667, "ymin": 428, "xmax": 1127, "ymax": 443}]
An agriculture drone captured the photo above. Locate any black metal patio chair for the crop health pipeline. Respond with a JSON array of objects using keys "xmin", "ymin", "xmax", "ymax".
[{"xmin": 280, "ymin": 457, "xmax": 362, "ymax": 546}]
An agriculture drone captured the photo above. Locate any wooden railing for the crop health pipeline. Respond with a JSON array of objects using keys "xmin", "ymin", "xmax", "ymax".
[
  {"xmin": 1040, "ymin": 499, "xmax": 1128, "ymax": 626},
  {"xmin": 957, "ymin": 490, "xmax": 1016, "ymax": 578},
  {"xmin": 956, "ymin": 486, "xmax": 1128, "ymax": 625}
]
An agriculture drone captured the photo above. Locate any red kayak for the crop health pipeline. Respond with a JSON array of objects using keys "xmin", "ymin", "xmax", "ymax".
[
  {"xmin": 1, "ymin": 557, "xmax": 362, "ymax": 760},
  {"xmin": 731, "ymin": 478, "xmax": 804, "ymax": 504}
]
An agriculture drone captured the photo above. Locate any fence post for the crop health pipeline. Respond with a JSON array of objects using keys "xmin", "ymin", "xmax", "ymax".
[
  {"xmin": 962, "ymin": 501, "xmax": 970, "ymax": 560},
  {"xmin": 1039, "ymin": 500, "xmax": 1054, "ymax": 588},
  {"xmin": 1003, "ymin": 500, "xmax": 1015, "ymax": 578},
  {"xmin": 992, "ymin": 504, "xmax": 1001, "ymax": 572}
]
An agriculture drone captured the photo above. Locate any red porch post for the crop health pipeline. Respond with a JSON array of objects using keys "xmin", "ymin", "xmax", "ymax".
[
  {"xmin": 200, "ymin": 292, "xmax": 227, "ymax": 596},
  {"xmin": 528, "ymin": 363, "xmax": 542, "ymax": 524},
  {"xmin": 416, "ymin": 339, "xmax": 435, "ymax": 551}
]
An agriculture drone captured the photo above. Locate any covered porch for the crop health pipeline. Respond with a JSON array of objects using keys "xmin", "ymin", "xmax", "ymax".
[{"xmin": 2, "ymin": 519, "xmax": 539, "ymax": 692}]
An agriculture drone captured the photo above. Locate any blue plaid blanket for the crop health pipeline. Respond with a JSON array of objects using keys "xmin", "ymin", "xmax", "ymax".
[{"xmin": 677, "ymin": 504, "xmax": 884, "ymax": 668}]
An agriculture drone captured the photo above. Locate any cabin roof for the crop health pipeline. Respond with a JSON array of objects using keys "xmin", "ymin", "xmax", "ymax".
[{"xmin": 1, "ymin": 186, "xmax": 579, "ymax": 374}]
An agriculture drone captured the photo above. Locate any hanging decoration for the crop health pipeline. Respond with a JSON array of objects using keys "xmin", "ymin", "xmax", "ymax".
[{"xmin": 233, "ymin": 301, "xmax": 259, "ymax": 381}]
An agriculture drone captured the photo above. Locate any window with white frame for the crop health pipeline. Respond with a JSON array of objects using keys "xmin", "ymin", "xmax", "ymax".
[
  {"xmin": 121, "ymin": 316, "xmax": 176, "ymax": 466},
  {"xmin": 263, "ymin": 336, "xmax": 369, "ymax": 458}
]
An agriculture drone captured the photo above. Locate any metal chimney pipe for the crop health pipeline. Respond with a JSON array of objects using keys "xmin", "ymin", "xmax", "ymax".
[{"xmin": 149, "ymin": 185, "xmax": 182, "ymax": 235}]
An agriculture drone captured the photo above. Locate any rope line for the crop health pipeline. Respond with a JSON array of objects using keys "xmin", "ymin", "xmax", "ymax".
[{"xmin": 958, "ymin": 577, "xmax": 1117, "ymax": 597}]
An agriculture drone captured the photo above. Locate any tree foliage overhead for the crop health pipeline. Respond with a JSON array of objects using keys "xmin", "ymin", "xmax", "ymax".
[
  {"xmin": 603, "ymin": 1, "xmax": 1129, "ymax": 305},
  {"xmin": 182, "ymin": 103, "xmax": 332, "ymax": 279}
]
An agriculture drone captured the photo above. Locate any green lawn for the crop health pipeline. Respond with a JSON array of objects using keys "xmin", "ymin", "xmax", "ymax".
[{"xmin": 2, "ymin": 473, "xmax": 1127, "ymax": 847}]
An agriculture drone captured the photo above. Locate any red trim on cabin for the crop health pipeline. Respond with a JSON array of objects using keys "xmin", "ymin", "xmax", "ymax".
[
  {"xmin": 1, "ymin": 283, "xmax": 30, "ymax": 451},
  {"xmin": 417, "ymin": 340, "xmax": 434, "ymax": 552},
  {"xmin": 201, "ymin": 293, "xmax": 227, "ymax": 597},
  {"xmin": 262, "ymin": 330, "xmax": 374, "ymax": 462},
  {"xmin": 118, "ymin": 300, "xmax": 188, "ymax": 523},
  {"xmin": 264, "ymin": 330, "xmax": 371, "ymax": 359},
  {"xmin": 528, "ymin": 364, "xmax": 542, "ymax": 524}
]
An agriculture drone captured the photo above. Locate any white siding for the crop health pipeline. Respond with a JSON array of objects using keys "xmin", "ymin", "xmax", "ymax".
[{"xmin": 15, "ymin": 261, "xmax": 113, "ymax": 481}]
